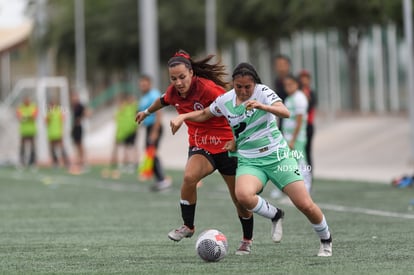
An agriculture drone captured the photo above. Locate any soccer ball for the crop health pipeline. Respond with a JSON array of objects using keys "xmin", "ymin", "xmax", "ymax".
[{"xmin": 195, "ymin": 229, "xmax": 228, "ymax": 262}]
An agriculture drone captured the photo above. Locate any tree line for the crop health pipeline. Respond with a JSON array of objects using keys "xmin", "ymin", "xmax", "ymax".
[{"xmin": 27, "ymin": 0, "xmax": 404, "ymax": 96}]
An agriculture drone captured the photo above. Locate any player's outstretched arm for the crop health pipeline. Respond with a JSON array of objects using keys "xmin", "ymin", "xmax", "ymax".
[
  {"xmin": 170, "ymin": 108, "xmax": 213, "ymax": 135},
  {"xmin": 135, "ymin": 98, "xmax": 164, "ymax": 124}
]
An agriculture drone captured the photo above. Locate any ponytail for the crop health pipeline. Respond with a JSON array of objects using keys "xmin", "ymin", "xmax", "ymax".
[{"xmin": 168, "ymin": 49, "xmax": 229, "ymax": 89}]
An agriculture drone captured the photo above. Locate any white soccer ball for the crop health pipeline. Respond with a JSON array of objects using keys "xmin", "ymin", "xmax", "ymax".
[{"xmin": 195, "ymin": 229, "xmax": 228, "ymax": 262}]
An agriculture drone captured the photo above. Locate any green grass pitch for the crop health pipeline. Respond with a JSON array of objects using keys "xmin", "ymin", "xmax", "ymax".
[{"xmin": 0, "ymin": 166, "xmax": 413, "ymax": 274}]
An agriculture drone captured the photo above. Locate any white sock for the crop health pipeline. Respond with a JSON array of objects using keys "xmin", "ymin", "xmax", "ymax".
[
  {"xmin": 180, "ymin": 199, "xmax": 190, "ymax": 205},
  {"xmin": 312, "ymin": 215, "xmax": 331, "ymax": 240},
  {"xmin": 250, "ymin": 196, "xmax": 278, "ymax": 219}
]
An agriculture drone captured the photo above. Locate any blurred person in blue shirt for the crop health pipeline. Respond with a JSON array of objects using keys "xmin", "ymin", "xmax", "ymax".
[{"xmin": 138, "ymin": 75, "xmax": 171, "ymax": 191}]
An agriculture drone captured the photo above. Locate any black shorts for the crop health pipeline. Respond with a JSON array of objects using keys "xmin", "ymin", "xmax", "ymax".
[
  {"xmin": 188, "ymin": 146, "xmax": 237, "ymax": 176},
  {"xmin": 124, "ymin": 131, "xmax": 137, "ymax": 145},
  {"xmin": 71, "ymin": 125, "xmax": 83, "ymax": 144}
]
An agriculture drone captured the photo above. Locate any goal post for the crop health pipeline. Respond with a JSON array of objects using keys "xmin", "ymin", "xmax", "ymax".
[{"xmin": 0, "ymin": 76, "xmax": 71, "ymax": 165}]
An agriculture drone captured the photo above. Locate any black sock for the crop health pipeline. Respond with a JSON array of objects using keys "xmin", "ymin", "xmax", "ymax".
[
  {"xmin": 321, "ymin": 235, "xmax": 332, "ymax": 243},
  {"xmin": 181, "ymin": 203, "xmax": 196, "ymax": 229},
  {"xmin": 272, "ymin": 208, "xmax": 284, "ymax": 221},
  {"xmin": 239, "ymin": 215, "xmax": 254, "ymax": 240}
]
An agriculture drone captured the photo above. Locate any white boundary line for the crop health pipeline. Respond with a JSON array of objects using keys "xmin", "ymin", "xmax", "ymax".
[
  {"xmin": 277, "ymin": 198, "xmax": 414, "ymax": 220},
  {"xmin": 318, "ymin": 203, "xmax": 414, "ymax": 219}
]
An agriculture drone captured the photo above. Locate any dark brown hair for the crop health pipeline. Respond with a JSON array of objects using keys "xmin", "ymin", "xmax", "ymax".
[
  {"xmin": 168, "ymin": 49, "xmax": 228, "ymax": 89},
  {"xmin": 231, "ymin": 62, "xmax": 262, "ymax": 84},
  {"xmin": 285, "ymin": 73, "xmax": 299, "ymax": 84}
]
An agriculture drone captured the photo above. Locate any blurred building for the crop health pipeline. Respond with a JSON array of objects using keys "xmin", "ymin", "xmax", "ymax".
[{"xmin": 0, "ymin": 20, "xmax": 34, "ymax": 100}]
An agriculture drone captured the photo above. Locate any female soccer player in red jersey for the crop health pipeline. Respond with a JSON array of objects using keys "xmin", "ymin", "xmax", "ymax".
[{"xmin": 136, "ymin": 50, "xmax": 265, "ymax": 255}]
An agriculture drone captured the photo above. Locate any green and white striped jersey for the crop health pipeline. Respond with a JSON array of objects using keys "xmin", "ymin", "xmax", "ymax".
[{"xmin": 209, "ymin": 84, "xmax": 288, "ymax": 159}]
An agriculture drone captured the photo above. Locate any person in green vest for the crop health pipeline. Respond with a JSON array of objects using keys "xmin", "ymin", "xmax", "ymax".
[
  {"xmin": 16, "ymin": 96, "xmax": 38, "ymax": 167},
  {"xmin": 123, "ymin": 93, "xmax": 139, "ymax": 172},
  {"xmin": 108, "ymin": 94, "xmax": 138, "ymax": 178},
  {"xmin": 45, "ymin": 98, "xmax": 70, "ymax": 168}
]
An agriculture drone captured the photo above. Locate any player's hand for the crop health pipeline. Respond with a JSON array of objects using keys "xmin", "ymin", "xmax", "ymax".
[
  {"xmin": 223, "ymin": 139, "xmax": 236, "ymax": 152},
  {"xmin": 288, "ymin": 140, "xmax": 295, "ymax": 150},
  {"xmin": 135, "ymin": 112, "xmax": 147, "ymax": 124},
  {"xmin": 170, "ymin": 115, "xmax": 185, "ymax": 135},
  {"xmin": 245, "ymin": 100, "xmax": 261, "ymax": 111}
]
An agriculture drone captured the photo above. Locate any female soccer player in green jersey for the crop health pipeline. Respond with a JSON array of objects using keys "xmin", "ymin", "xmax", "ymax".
[
  {"xmin": 170, "ymin": 62, "xmax": 333, "ymax": 257},
  {"xmin": 283, "ymin": 74, "xmax": 312, "ymax": 193}
]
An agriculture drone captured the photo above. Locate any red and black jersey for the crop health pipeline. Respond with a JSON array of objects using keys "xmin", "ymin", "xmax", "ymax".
[{"xmin": 163, "ymin": 76, "xmax": 234, "ymax": 154}]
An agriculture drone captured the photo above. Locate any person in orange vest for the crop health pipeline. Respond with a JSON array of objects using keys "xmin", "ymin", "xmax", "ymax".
[
  {"xmin": 104, "ymin": 93, "xmax": 138, "ymax": 179},
  {"xmin": 45, "ymin": 98, "xmax": 70, "ymax": 168},
  {"xmin": 16, "ymin": 96, "xmax": 38, "ymax": 167}
]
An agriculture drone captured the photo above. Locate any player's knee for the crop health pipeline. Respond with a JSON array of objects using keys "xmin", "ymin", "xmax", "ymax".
[
  {"xmin": 182, "ymin": 173, "xmax": 201, "ymax": 186},
  {"xmin": 235, "ymin": 190, "xmax": 254, "ymax": 209}
]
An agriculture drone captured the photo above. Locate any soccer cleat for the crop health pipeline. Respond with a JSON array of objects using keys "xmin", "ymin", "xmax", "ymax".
[
  {"xmin": 168, "ymin": 225, "xmax": 195, "ymax": 241},
  {"xmin": 235, "ymin": 239, "xmax": 252, "ymax": 255},
  {"xmin": 158, "ymin": 178, "xmax": 172, "ymax": 190},
  {"xmin": 150, "ymin": 178, "xmax": 172, "ymax": 192},
  {"xmin": 271, "ymin": 208, "xmax": 284, "ymax": 243},
  {"xmin": 317, "ymin": 237, "xmax": 333, "ymax": 257}
]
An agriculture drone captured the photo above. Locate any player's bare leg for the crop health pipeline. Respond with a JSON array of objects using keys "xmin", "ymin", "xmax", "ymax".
[
  {"xmin": 283, "ymin": 180, "xmax": 332, "ymax": 256},
  {"xmin": 221, "ymin": 174, "xmax": 254, "ymax": 254},
  {"xmin": 168, "ymin": 154, "xmax": 213, "ymax": 241}
]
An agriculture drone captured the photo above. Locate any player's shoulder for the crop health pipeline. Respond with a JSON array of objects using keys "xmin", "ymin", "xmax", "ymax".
[
  {"xmin": 196, "ymin": 76, "xmax": 215, "ymax": 87},
  {"xmin": 163, "ymin": 85, "xmax": 175, "ymax": 98},
  {"xmin": 255, "ymin": 83, "xmax": 272, "ymax": 91},
  {"xmin": 255, "ymin": 84, "xmax": 280, "ymax": 102},
  {"xmin": 255, "ymin": 84, "xmax": 275, "ymax": 96},
  {"xmin": 216, "ymin": 88, "xmax": 234, "ymax": 102},
  {"xmin": 292, "ymin": 90, "xmax": 308, "ymax": 106},
  {"xmin": 294, "ymin": 90, "xmax": 307, "ymax": 101},
  {"xmin": 197, "ymin": 77, "xmax": 225, "ymax": 93}
]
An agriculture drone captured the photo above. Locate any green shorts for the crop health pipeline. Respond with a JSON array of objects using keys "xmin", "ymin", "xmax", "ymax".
[{"xmin": 236, "ymin": 154, "xmax": 303, "ymax": 191}]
